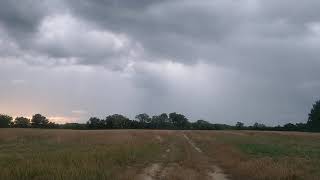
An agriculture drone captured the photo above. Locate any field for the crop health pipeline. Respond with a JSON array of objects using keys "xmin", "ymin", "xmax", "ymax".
[{"xmin": 0, "ymin": 129, "xmax": 319, "ymax": 180}]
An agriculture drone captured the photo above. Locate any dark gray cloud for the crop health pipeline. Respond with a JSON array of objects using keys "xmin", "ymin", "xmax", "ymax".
[
  {"xmin": 0, "ymin": 0, "xmax": 43, "ymax": 33},
  {"xmin": 1, "ymin": 0, "xmax": 320, "ymax": 125}
]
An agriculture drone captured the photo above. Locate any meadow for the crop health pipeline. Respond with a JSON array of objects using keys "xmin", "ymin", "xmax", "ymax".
[{"xmin": 0, "ymin": 129, "xmax": 319, "ymax": 180}]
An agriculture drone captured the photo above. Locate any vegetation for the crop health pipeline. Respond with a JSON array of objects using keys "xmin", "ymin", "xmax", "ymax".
[
  {"xmin": 13, "ymin": 117, "xmax": 30, "ymax": 128},
  {"xmin": 307, "ymin": 100, "xmax": 320, "ymax": 131},
  {"xmin": 0, "ymin": 129, "xmax": 319, "ymax": 180},
  {"xmin": 1, "ymin": 100, "xmax": 320, "ymax": 132},
  {"xmin": 31, "ymin": 114, "xmax": 50, "ymax": 128},
  {"xmin": 0, "ymin": 114, "xmax": 13, "ymax": 128},
  {"xmin": 190, "ymin": 131, "xmax": 320, "ymax": 180},
  {"xmin": 0, "ymin": 100, "xmax": 319, "ymax": 179},
  {"xmin": 0, "ymin": 129, "xmax": 164, "ymax": 180}
]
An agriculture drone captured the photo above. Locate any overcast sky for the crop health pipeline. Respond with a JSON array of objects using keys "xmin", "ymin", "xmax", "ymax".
[{"xmin": 1, "ymin": 0, "xmax": 320, "ymax": 125}]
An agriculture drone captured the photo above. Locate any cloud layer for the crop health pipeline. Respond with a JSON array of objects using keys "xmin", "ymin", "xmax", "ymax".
[{"xmin": 1, "ymin": 0, "xmax": 320, "ymax": 125}]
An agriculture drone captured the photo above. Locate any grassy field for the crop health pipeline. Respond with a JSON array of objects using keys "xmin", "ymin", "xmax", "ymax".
[
  {"xmin": 189, "ymin": 131, "xmax": 320, "ymax": 180},
  {"xmin": 0, "ymin": 129, "xmax": 319, "ymax": 180}
]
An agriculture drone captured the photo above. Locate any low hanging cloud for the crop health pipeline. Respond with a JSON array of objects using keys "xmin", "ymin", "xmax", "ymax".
[{"xmin": 0, "ymin": 0, "xmax": 320, "ymax": 125}]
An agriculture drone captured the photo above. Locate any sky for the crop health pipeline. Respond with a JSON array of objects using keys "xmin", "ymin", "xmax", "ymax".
[{"xmin": 1, "ymin": 0, "xmax": 320, "ymax": 125}]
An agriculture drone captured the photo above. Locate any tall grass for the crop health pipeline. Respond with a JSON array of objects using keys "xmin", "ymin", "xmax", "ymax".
[
  {"xmin": 1, "ymin": 129, "xmax": 320, "ymax": 179},
  {"xmin": 0, "ymin": 129, "xmax": 163, "ymax": 180},
  {"xmin": 189, "ymin": 130, "xmax": 320, "ymax": 180}
]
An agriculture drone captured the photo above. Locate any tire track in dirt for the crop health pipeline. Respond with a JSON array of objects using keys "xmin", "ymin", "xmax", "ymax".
[
  {"xmin": 137, "ymin": 133, "xmax": 230, "ymax": 180},
  {"xmin": 183, "ymin": 133, "xmax": 230, "ymax": 180},
  {"xmin": 208, "ymin": 165, "xmax": 229, "ymax": 180},
  {"xmin": 182, "ymin": 134, "xmax": 203, "ymax": 153},
  {"xmin": 137, "ymin": 135, "xmax": 168, "ymax": 180},
  {"xmin": 137, "ymin": 163, "xmax": 162, "ymax": 180}
]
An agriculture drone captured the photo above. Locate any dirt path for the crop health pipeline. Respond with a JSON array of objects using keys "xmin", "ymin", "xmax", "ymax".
[
  {"xmin": 208, "ymin": 166, "xmax": 229, "ymax": 180},
  {"xmin": 137, "ymin": 163, "xmax": 162, "ymax": 180},
  {"xmin": 182, "ymin": 134, "xmax": 203, "ymax": 153},
  {"xmin": 136, "ymin": 133, "xmax": 230, "ymax": 180},
  {"xmin": 182, "ymin": 133, "xmax": 229, "ymax": 180}
]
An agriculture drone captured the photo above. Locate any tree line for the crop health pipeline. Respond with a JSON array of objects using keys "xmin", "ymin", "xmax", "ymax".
[
  {"xmin": 1, "ymin": 100, "xmax": 320, "ymax": 132},
  {"xmin": 0, "ymin": 114, "xmax": 59, "ymax": 129}
]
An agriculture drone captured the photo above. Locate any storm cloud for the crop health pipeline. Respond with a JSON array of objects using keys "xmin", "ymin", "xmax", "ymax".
[{"xmin": 1, "ymin": 0, "xmax": 320, "ymax": 125}]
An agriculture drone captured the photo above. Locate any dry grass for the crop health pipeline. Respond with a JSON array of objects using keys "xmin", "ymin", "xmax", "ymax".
[
  {"xmin": 0, "ymin": 129, "xmax": 168, "ymax": 180},
  {"xmin": 0, "ymin": 129, "xmax": 319, "ymax": 179},
  {"xmin": 188, "ymin": 130, "xmax": 320, "ymax": 180}
]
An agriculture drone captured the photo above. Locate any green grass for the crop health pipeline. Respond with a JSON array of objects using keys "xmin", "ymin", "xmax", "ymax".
[
  {"xmin": 189, "ymin": 131, "xmax": 320, "ymax": 179},
  {"xmin": 237, "ymin": 143, "xmax": 320, "ymax": 159},
  {"xmin": 215, "ymin": 132, "xmax": 320, "ymax": 159},
  {"xmin": 209, "ymin": 131, "xmax": 320, "ymax": 179}
]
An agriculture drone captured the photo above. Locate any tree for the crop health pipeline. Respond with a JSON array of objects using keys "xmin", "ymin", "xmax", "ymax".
[
  {"xmin": 283, "ymin": 123, "xmax": 297, "ymax": 131},
  {"xmin": 14, "ymin": 117, "xmax": 30, "ymax": 128},
  {"xmin": 47, "ymin": 122, "xmax": 60, "ymax": 129},
  {"xmin": 235, "ymin": 122, "xmax": 244, "ymax": 129},
  {"xmin": 62, "ymin": 123, "xmax": 87, "ymax": 129},
  {"xmin": 86, "ymin": 117, "xmax": 104, "ymax": 129},
  {"xmin": 149, "ymin": 113, "xmax": 171, "ymax": 129},
  {"xmin": 192, "ymin": 120, "xmax": 213, "ymax": 130},
  {"xmin": 159, "ymin": 113, "xmax": 170, "ymax": 123},
  {"xmin": 295, "ymin": 123, "xmax": 307, "ymax": 131},
  {"xmin": 169, "ymin": 112, "xmax": 190, "ymax": 129},
  {"xmin": 31, "ymin": 114, "xmax": 49, "ymax": 128},
  {"xmin": 106, "ymin": 114, "xmax": 130, "ymax": 129},
  {"xmin": 135, "ymin": 113, "xmax": 151, "ymax": 123},
  {"xmin": 0, "ymin": 114, "xmax": 13, "ymax": 128},
  {"xmin": 307, "ymin": 100, "xmax": 320, "ymax": 131},
  {"xmin": 252, "ymin": 122, "xmax": 266, "ymax": 130}
]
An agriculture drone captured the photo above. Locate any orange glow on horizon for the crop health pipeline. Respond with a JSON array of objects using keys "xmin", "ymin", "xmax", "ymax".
[{"xmin": 10, "ymin": 114, "xmax": 80, "ymax": 124}]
